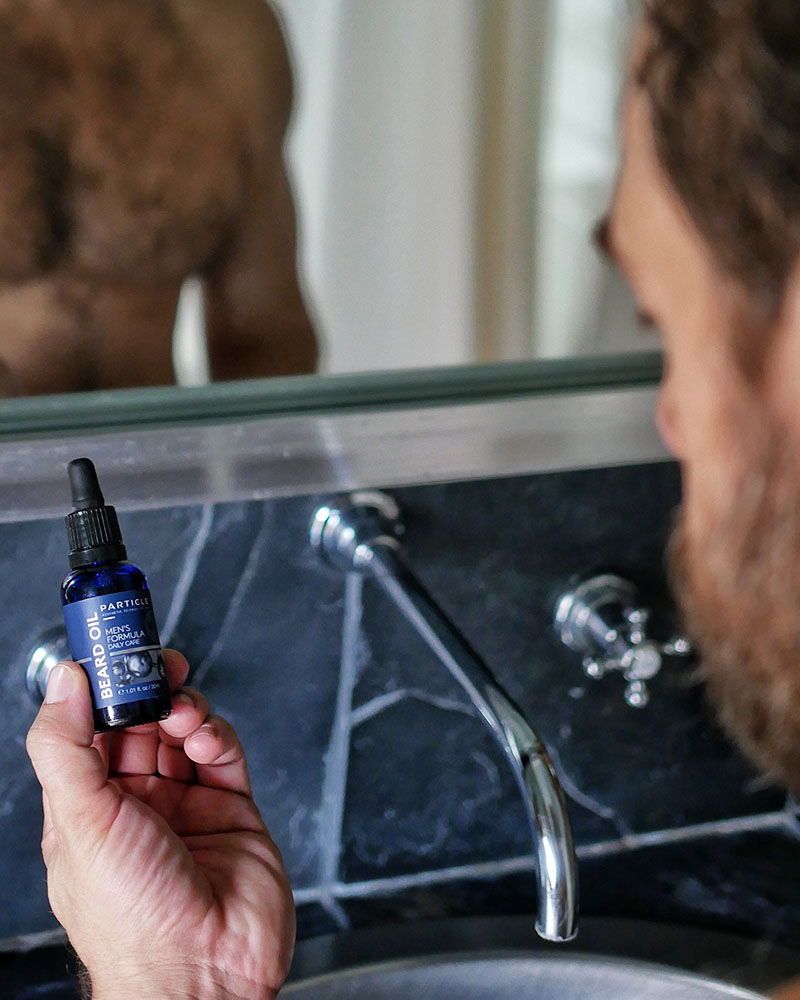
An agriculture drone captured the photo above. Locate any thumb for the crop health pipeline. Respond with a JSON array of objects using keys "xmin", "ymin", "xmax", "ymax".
[{"xmin": 26, "ymin": 662, "xmax": 118, "ymax": 841}]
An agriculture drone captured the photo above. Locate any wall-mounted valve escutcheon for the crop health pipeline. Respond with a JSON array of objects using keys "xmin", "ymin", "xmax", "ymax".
[{"xmin": 25, "ymin": 625, "xmax": 72, "ymax": 704}]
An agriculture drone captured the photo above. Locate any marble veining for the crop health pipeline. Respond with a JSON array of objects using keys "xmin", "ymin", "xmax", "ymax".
[
  {"xmin": 350, "ymin": 688, "xmax": 475, "ymax": 728},
  {"xmin": 159, "ymin": 503, "xmax": 215, "ymax": 645},
  {"xmin": 191, "ymin": 503, "xmax": 271, "ymax": 687},
  {"xmin": 314, "ymin": 572, "xmax": 364, "ymax": 931}
]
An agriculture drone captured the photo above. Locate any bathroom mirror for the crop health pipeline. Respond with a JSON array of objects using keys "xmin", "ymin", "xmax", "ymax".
[
  {"xmin": 276, "ymin": 0, "xmax": 642, "ymax": 376},
  {"xmin": 0, "ymin": 0, "xmax": 646, "ymax": 401}
]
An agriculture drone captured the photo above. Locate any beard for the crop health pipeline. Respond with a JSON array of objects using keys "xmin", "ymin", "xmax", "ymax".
[{"xmin": 667, "ymin": 439, "xmax": 800, "ymax": 795}]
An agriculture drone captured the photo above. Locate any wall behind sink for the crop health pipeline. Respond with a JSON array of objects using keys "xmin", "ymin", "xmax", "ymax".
[{"xmin": 2, "ymin": 459, "xmax": 799, "ymax": 948}]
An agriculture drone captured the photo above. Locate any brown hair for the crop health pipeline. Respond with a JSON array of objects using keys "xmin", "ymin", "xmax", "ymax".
[{"xmin": 639, "ymin": 1, "xmax": 800, "ymax": 325}]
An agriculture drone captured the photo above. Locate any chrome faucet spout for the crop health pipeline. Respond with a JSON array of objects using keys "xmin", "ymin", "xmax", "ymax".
[{"xmin": 310, "ymin": 492, "xmax": 579, "ymax": 942}]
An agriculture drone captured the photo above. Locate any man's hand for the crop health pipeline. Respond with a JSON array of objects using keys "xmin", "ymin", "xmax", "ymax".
[{"xmin": 26, "ymin": 651, "xmax": 295, "ymax": 1000}]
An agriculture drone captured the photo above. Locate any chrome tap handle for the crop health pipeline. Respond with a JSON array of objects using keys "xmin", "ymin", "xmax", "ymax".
[
  {"xmin": 25, "ymin": 625, "xmax": 72, "ymax": 703},
  {"xmin": 554, "ymin": 574, "xmax": 691, "ymax": 709}
]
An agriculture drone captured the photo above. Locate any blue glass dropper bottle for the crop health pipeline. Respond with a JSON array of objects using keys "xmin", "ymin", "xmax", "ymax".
[{"xmin": 61, "ymin": 457, "xmax": 172, "ymax": 732}]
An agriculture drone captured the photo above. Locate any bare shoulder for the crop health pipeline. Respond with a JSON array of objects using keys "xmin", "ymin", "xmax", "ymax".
[
  {"xmin": 221, "ymin": 0, "xmax": 294, "ymax": 105},
  {"xmin": 182, "ymin": 0, "xmax": 287, "ymax": 47},
  {"xmin": 175, "ymin": 0, "xmax": 293, "ymax": 112},
  {"xmin": 222, "ymin": 0, "xmax": 290, "ymax": 49}
]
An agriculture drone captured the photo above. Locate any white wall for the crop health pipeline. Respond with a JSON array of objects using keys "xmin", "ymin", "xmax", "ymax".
[
  {"xmin": 534, "ymin": 0, "xmax": 643, "ymax": 358},
  {"xmin": 273, "ymin": 0, "xmax": 647, "ymax": 375},
  {"xmin": 275, "ymin": 0, "xmax": 483, "ymax": 374}
]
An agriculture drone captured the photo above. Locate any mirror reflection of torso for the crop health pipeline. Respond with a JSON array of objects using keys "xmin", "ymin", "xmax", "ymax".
[{"xmin": 0, "ymin": 0, "xmax": 316, "ymax": 396}]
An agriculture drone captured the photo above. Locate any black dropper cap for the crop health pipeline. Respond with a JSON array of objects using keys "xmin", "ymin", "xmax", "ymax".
[{"xmin": 65, "ymin": 458, "xmax": 127, "ymax": 569}]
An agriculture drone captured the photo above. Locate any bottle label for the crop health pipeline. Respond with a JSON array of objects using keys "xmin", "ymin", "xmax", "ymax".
[{"xmin": 63, "ymin": 589, "xmax": 168, "ymax": 708}]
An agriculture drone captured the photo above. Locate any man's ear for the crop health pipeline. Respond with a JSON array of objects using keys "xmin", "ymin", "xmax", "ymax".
[{"xmin": 761, "ymin": 255, "xmax": 800, "ymax": 435}]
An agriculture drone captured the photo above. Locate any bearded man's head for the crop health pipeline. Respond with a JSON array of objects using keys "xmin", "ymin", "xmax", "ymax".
[{"xmin": 604, "ymin": 1, "xmax": 800, "ymax": 791}]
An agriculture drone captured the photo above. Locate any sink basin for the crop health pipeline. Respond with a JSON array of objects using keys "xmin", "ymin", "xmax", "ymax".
[
  {"xmin": 283, "ymin": 953, "xmax": 761, "ymax": 998},
  {"xmin": 284, "ymin": 917, "xmax": 800, "ymax": 999},
  {"xmin": 3, "ymin": 917, "xmax": 797, "ymax": 998}
]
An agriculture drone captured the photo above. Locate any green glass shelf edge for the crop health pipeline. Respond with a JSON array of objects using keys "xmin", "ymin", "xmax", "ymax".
[{"xmin": 0, "ymin": 352, "xmax": 663, "ymax": 440}]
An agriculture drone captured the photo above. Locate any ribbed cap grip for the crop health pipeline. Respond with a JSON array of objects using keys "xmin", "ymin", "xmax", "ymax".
[
  {"xmin": 66, "ymin": 505, "xmax": 121, "ymax": 551},
  {"xmin": 65, "ymin": 458, "xmax": 127, "ymax": 568}
]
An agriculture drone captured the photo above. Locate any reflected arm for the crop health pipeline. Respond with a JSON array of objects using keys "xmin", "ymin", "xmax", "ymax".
[{"xmin": 203, "ymin": 5, "xmax": 317, "ymax": 381}]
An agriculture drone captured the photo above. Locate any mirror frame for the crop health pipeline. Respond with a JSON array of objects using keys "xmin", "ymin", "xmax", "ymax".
[
  {"xmin": 0, "ymin": 353, "xmax": 666, "ymax": 522},
  {"xmin": 0, "ymin": 354, "xmax": 662, "ymax": 441}
]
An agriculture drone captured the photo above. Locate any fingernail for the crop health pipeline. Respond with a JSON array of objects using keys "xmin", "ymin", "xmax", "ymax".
[
  {"xmin": 172, "ymin": 693, "xmax": 194, "ymax": 708},
  {"xmin": 190, "ymin": 724, "xmax": 216, "ymax": 744},
  {"xmin": 45, "ymin": 663, "xmax": 75, "ymax": 704}
]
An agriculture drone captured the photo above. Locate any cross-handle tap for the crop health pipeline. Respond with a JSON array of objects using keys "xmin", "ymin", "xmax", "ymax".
[{"xmin": 554, "ymin": 573, "xmax": 692, "ymax": 708}]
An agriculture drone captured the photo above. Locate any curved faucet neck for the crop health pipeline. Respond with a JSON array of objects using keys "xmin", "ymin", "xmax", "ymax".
[{"xmin": 311, "ymin": 494, "xmax": 579, "ymax": 941}]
